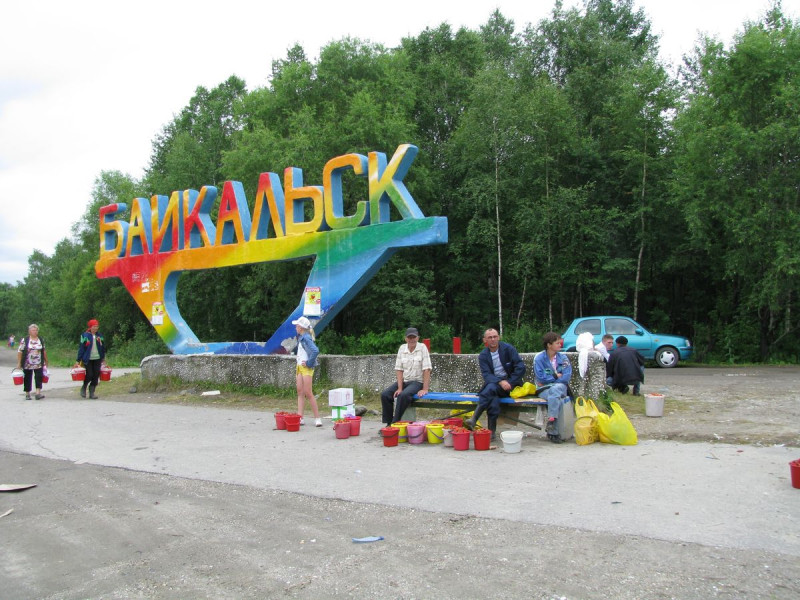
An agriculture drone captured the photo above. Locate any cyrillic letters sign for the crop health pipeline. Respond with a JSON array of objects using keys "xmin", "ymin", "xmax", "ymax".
[{"xmin": 95, "ymin": 144, "xmax": 448, "ymax": 354}]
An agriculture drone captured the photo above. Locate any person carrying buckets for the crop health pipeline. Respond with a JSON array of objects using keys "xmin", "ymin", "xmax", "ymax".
[
  {"xmin": 74, "ymin": 319, "xmax": 107, "ymax": 399},
  {"xmin": 16, "ymin": 324, "xmax": 48, "ymax": 400}
]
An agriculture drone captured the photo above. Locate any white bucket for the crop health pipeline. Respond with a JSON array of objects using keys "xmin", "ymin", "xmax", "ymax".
[
  {"xmin": 645, "ymin": 394, "xmax": 665, "ymax": 417},
  {"xmin": 500, "ymin": 431, "xmax": 524, "ymax": 453}
]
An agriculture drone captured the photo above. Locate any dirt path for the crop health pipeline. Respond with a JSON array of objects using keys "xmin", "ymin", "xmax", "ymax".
[{"xmin": 629, "ymin": 366, "xmax": 800, "ymax": 446}]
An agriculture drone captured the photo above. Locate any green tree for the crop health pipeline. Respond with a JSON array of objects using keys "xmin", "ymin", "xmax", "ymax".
[{"xmin": 672, "ymin": 4, "xmax": 800, "ymax": 360}]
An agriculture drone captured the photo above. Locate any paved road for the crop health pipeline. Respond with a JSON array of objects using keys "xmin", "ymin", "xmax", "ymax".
[{"xmin": 1, "ymin": 364, "xmax": 799, "ymax": 599}]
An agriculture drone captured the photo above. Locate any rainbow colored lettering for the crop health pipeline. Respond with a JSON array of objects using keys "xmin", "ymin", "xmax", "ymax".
[{"xmin": 95, "ymin": 144, "xmax": 448, "ymax": 354}]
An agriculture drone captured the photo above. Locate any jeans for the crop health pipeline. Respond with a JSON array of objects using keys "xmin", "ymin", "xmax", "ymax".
[
  {"xmin": 538, "ymin": 383, "xmax": 568, "ymax": 419},
  {"xmin": 477, "ymin": 381, "xmax": 512, "ymax": 420},
  {"xmin": 381, "ymin": 380, "xmax": 423, "ymax": 425}
]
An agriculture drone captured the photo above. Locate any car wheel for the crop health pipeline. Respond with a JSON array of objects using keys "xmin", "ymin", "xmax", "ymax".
[
  {"xmin": 567, "ymin": 347, "xmax": 577, "ymax": 352},
  {"xmin": 655, "ymin": 346, "xmax": 679, "ymax": 368}
]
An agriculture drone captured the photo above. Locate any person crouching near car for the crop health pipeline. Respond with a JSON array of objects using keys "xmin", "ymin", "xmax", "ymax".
[
  {"xmin": 75, "ymin": 319, "xmax": 106, "ymax": 399},
  {"xmin": 606, "ymin": 335, "xmax": 645, "ymax": 395},
  {"xmin": 534, "ymin": 331, "xmax": 573, "ymax": 443}
]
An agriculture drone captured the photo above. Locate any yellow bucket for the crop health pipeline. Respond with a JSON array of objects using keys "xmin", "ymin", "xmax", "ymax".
[
  {"xmin": 426, "ymin": 423, "xmax": 445, "ymax": 444},
  {"xmin": 391, "ymin": 422, "xmax": 409, "ymax": 443}
]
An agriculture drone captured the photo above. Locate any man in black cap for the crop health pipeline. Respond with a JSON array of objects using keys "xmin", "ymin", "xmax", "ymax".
[
  {"xmin": 606, "ymin": 336, "xmax": 645, "ymax": 395},
  {"xmin": 381, "ymin": 327, "xmax": 432, "ymax": 426}
]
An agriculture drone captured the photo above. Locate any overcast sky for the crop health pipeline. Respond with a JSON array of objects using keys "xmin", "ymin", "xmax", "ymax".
[{"xmin": 0, "ymin": 0, "xmax": 793, "ymax": 284}]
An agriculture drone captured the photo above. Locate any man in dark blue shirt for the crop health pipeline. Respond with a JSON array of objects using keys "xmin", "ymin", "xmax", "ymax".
[{"xmin": 466, "ymin": 328, "xmax": 525, "ymax": 440}]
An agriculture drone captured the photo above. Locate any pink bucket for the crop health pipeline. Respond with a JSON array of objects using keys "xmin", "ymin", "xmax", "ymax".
[{"xmin": 407, "ymin": 423, "xmax": 426, "ymax": 444}]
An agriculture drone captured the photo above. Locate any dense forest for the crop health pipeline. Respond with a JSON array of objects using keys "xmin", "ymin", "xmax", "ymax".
[{"xmin": 1, "ymin": 0, "xmax": 798, "ymax": 364}]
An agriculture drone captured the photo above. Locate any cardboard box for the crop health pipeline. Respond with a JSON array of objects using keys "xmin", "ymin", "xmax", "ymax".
[
  {"xmin": 331, "ymin": 404, "xmax": 356, "ymax": 420},
  {"xmin": 328, "ymin": 388, "xmax": 354, "ymax": 407}
]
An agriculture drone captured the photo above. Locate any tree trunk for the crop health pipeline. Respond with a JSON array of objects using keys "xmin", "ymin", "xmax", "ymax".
[
  {"xmin": 494, "ymin": 120, "xmax": 503, "ymax": 336},
  {"xmin": 516, "ymin": 277, "xmax": 527, "ymax": 330},
  {"xmin": 633, "ymin": 135, "xmax": 647, "ymax": 321}
]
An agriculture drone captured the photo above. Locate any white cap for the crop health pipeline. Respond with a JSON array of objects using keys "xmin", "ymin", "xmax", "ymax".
[{"xmin": 291, "ymin": 316, "xmax": 312, "ymax": 329}]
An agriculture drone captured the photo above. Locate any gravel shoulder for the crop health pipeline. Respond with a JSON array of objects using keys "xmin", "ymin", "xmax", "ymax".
[{"xmin": 2, "ymin": 352, "xmax": 799, "ymax": 599}]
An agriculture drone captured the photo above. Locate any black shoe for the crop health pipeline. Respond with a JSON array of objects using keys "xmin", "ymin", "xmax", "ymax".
[
  {"xmin": 25, "ymin": 394, "xmax": 31, "ymax": 400},
  {"xmin": 545, "ymin": 417, "xmax": 557, "ymax": 435},
  {"xmin": 619, "ymin": 385, "xmax": 630, "ymax": 394},
  {"xmin": 464, "ymin": 417, "xmax": 477, "ymax": 431},
  {"xmin": 80, "ymin": 388, "xmax": 87, "ymax": 398},
  {"xmin": 548, "ymin": 433, "xmax": 564, "ymax": 443},
  {"xmin": 90, "ymin": 394, "xmax": 99, "ymax": 399}
]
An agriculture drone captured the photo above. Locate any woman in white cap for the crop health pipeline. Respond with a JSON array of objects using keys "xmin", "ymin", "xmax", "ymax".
[{"xmin": 292, "ymin": 316, "xmax": 322, "ymax": 426}]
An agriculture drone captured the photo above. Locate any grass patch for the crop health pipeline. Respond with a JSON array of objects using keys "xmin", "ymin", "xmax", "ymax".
[{"xmin": 113, "ymin": 373, "xmax": 389, "ymax": 417}]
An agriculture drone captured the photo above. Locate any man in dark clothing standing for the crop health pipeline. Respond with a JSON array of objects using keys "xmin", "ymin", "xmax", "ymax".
[
  {"xmin": 465, "ymin": 328, "xmax": 525, "ymax": 440},
  {"xmin": 607, "ymin": 336, "xmax": 645, "ymax": 395}
]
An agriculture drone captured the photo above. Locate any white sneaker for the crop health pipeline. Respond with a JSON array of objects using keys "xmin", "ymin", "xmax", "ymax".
[
  {"xmin": 315, "ymin": 418, "xmax": 323, "ymax": 427},
  {"xmin": 299, "ymin": 418, "xmax": 305, "ymax": 425}
]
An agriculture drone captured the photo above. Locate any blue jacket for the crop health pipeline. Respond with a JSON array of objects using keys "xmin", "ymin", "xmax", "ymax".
[
  {"xmin": 533, "ymin": 351, "xmax": 572, "ymax": 386},
  {"xmin": 77, "ymin": 331, "xmax": 106, "ymax": 363},
  {"xmin": 478, "ymin": 342, "xmax": 525, "ymax": 388},
  {"xmin": 297, "ymin": 333, "xmax": 319, "ymax": 368}
]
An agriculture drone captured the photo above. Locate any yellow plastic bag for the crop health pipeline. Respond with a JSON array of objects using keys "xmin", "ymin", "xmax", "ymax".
[
  {"xmin": 450, "ymin": 401, "xmax": 474, "ymax": 419},
  {"xmin": 573, "ymin": 397, "xmax": 600, "ymax": 445},
  {"xmin": 574, "ymin": 416, "xmax": 599, "ymax": 445},
  {"xmin": 510, "ymin": 382, "xmax": 537, "ymax": 398},
  {"xmin": 596, "ymin": 401, "xmax": 638, "ymax": 445},
  {"xmin": 574, "ymin": 397, "xmax": 599, "ymax": 419}
]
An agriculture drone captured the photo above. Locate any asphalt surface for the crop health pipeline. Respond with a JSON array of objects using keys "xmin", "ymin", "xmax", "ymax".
[{"xmin": 1, "ymin": 362, "xmax": 799, "ymax": 599}]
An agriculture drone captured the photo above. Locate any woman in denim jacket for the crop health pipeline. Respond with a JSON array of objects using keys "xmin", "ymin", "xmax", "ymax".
[{"xmin": 292, "ymin": 316, "xmax": 322, "ymax": 427}]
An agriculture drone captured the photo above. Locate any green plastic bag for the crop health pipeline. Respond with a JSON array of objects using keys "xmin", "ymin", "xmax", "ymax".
[{"xmin": 596, "ymin": 401, "xmax": 638, "ymax": 445}]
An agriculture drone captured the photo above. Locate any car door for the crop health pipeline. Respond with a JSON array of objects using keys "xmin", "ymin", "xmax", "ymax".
[{"xmin": 604, "ymin": 317, "xmax": 653, "ymax": 357}]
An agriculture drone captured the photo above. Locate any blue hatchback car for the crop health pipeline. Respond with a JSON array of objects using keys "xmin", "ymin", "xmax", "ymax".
[{"xmin": 561, "ymin": 316, "xmax": 692, "ymax": 368}]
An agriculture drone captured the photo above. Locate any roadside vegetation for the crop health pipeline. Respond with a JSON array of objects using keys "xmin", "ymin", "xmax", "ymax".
[{"xmin": 2, "ymin": 1, "xmax": 797, "ymax": 366}]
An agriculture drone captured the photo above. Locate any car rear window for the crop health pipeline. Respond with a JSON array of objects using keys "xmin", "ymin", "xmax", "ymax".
[
  {"xmin": 575, "ymin": 319, "xmax": 601, "ymax": 335},
  {"xmin": 606, "ymin": 318, "xmax": 638, "ymax": 335}
]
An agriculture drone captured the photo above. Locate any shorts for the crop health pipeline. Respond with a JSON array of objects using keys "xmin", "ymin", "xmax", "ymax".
[{"xmin": 296, "ymin": 364, "xmax": 314, "ymax": 377}]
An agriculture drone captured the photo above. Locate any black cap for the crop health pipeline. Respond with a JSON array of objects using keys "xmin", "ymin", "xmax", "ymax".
[{"xmin": 405, "ymin": 327, "xmax": 419, "ymax": 337}]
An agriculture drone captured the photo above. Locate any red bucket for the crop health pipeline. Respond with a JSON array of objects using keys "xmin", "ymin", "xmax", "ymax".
[
  {"xmin": 473, "ymin": 429, "xmax": 492, "ymax": 451},
  {"xmin": 41, "ymin": 369, "xmax": 49, "ymax": 384},
  {"xmin": 345, "ymin": 416, "xmax": 361, "ymax": 436},
  {"xmin": 284, "ymin": 414, "xmax": 301, "ymax": 432},
  {"xmin": 380, "ymin": 427, "xmax": 399, "ymax": 447},
  {"xmin": 334, "ymin": 419, "xmax": 351, "ymax": 439},
  {"xmin": 444, "ymin": 417, "xmax": 463, "ymax": 427},
  {"xmin": 70, "ymin": 367, "xmax": 86, "ymax": 382},
  {"xmin": 791, "ymin": 460, "xmax": 800, "ymax": 489},
  {"xmin": 99, "ymin": 366, "xmax": 112, "ymax": 381},
  {"xmin": 12, "ymin": 369, "xmax": 23, "ymax": 386},
  {"xmin": 452, "ymin": 429, "xmax": 471, "ymax": 451},
  {"xmin": 275, "ymin": 412, "xmax": 288, "ymax": 430}
]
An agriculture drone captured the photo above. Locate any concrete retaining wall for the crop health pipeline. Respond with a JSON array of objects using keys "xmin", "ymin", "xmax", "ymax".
[{"xmin": 140, "ymin": 352, "xmax": 607, "ymax": 400}]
